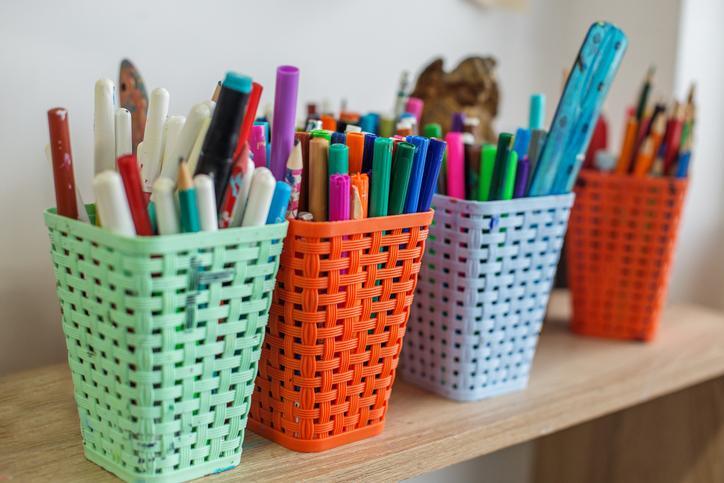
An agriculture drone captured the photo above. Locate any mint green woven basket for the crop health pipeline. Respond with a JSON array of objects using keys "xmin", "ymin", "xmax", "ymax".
[{"xmin": 44, "ymin": 205, "xmax": 288, "ymax": 483}]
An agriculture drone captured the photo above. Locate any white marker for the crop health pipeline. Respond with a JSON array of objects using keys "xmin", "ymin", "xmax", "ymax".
[
  {"xmin": 194, "ymin": 174, "xmax": 218, "ymax": 231},
  {"xmin": 186, "ymin": 115, "xmax": 210, "ymax": 174},
  {"xmin": 242, "ymin": 167, "xmax": 275, "ymax": 226},
  {"xmin": 159, "ymin": 103, "xmax": 209, "ymax": 180},
  {"xmin": 345, "ymin": 124, "xmax": 362, "ymax": 133},
  {"xmin": 204, "ymin": 99, "xmax": 216, "ymax": 116},
  {"xmin": 229, "ymin": 157, "xmax": 255, "ymax": 227},
  {"xmin": 161, "ymin": 115, "xmax": 186, "ymax": 169},
  {"xmin": 152, "ymin": 177, "xmax": 180, "ymax": 235},
  {"xmin": 140, "ymin": 87, "xmax": 169, "ymax": 192},
  {"xmin": 93, "ymin": 171, "xmax": 135, "ymax": 236},
  {"xmin": 115, "ymin": 108, "xmax": 132, "ymax": 159},
  {"xmin": 94, "ymin": 79, "xmax": 116, "ymax": 174}
]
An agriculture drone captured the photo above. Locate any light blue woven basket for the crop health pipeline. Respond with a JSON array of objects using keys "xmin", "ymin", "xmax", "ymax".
[{"xmin": 400, "ymin": 193, "xmax": 574, "ymax": 401}]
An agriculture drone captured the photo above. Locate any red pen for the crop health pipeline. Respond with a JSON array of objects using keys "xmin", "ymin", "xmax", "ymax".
[
  {"xmin": 47, "ymin": 108, "xmax": 79, "ymax": 219},
  {"xmin": 233, "ymin": 81, "xmax": 263, "ymax": 171},
  {"xmin": 117, "ymin": 154, "xmax": 153, "ymax": 235},
  {"xmin": 219, "ymin": 142, "xmax": 251, "ymax": 228}
]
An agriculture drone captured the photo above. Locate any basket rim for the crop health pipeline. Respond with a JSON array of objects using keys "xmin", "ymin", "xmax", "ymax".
[
  {"xmin": 578, "ymin": 169, "xmax": 690, "ymax": 189},
  {"xmin": 44, "ymin": 205, "xmax": 288, "ymax": 255},
  {"xmin": 286, "ymin": 210, "xmax": 434, "ymax": 238},
  {"xmin": 432, "ymin": 192, "xmax": 575, "ymax": 212}
]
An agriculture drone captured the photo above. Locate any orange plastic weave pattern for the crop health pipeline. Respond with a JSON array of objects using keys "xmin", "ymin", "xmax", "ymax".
[
  {"xmin": 249, "ymin": 211, "xmax": 434, "ymax": 451},
  {"xmin": 566, "ymin": 170, "xmax": 688, "ymax": 341}
]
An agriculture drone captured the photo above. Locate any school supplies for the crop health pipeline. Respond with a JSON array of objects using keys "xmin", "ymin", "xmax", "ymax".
[
  {"xmin": 615, "ymin": 116, "xmax": 639, "ymax": 174},
  {"xmin": 514, "ymin": 156, "xmax": 530, "ymax": 199},
  {"xmin": 329, "ymin": 143, "xmax": 349, "ymax": 175},
  {"xmin": 389, "ymin": 142, "xmax": 415, "ymax": 215},
  {"xmin": 266, "ymin": 181, "xmax": 292, "ymax": 224},
  {"xmin": 195, "ymin": 72, "xmax": 251, "ymax": 207},
  {"xmin": 497, "ymin": 150, "xmax": 518, "ymax": 201},
  {"xmin": 309, "ymin": 137, "xmax": 329, "ymax": 221},
  {"xmin": 370, "ymin": 137, "xmax": 392, "ymax": 217},
  {"xmin": 490, "ymin": 132, "xmax": 513, "ymax": 199},
  {"xmin": 94, "ymin": 79, "xmax": 116, "ymax": 174},
  {"xmin": 478, "ymin": 144, "xmax": 496, "ymax": 202},
  {"xmin": 285, "ymin": 140, "xmax": 303, "ymax": 218},
  {"xmin": 243, "ymin": 168, "xmax": 275, "ymax": 226},
  {"xmin": 159, "ymin": 103, "xmax": 211, "ymax": 181},
  {"xmin": 152, "ymin": 177, "xmax": 180, "ymax": 235},
  {"xmin": 161, "ymin": 115, "xmax": 185, "ymax": 168},
  {"xmin": 350, "ymin": 173, "xmax": 369, "ymax": 218},
  {"xmin": 464, "ymin": 142, "xmax": 481, "ymax": 200},
  {"xmin": 234, "ymin": 81, "xmax": 263, "ymax": 164},
  {"xmin": 417, "ymin": 138, "xmax": 447, "ymax": 212},
  {"xmin": 194, "ymin": 174, "xmax": 218, "ymax": 231},
  {"xmin": 346, "ymin": 132, "xmax": 364, "ymax": 173},
  {"xmin": 250, "ymin": 124, "xmax": 267, "ymax": 168},
  {"xmin": 93, "ymin": 171, "xmax": 135, "ymax": 236},
  {"xmin": 403, "ymin": 136, "xmax": 429, "ymax": 213},
  {"xmin": 140, "ymin": 87, "xmax": 169, "ymax": 192},
  {"xmin": 445, "ymin": 132, "xmax": 465, "ymax": 199},
  {"xmin": 351, "ymin": 185, "xmax": 363, "ymax": 220},
  {"xmin": 114, "ymin": 108, "xmax": 132, "ymax": 159},
  {"xmin": 529, "ymin": 93, "xmax": 545, "ymax": 130},
  {"xmin": 117, "ymin": 154, "xmax": 153, "ymax": 236},
  {"xmin": 529, "ymin": 22, "xmax": 627, "ymax": 196},
  {"xmin": 177, "ymin": 161, "xmax": 200, "ymax": 233},
  {"xmin": 270, "ymin": 66, "xmax": 300, "ymax": 180},
  {"xmin": 47, "ymin": 108, "xmax": 79, "ymax": 219},
  {"xmin": 329, "ymin": 174, "xmax": 351, "ymax": 221}
]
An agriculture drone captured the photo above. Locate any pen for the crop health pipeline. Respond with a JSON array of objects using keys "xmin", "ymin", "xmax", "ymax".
[
  {"xmin": 94, "ymin": 79, "xmax": 116, "ymax": 175},
  {"xmin": 117, "ymin": 154, "xmax": 153, "ymax": 236},
  {"xmin": 403, "ymin": 136, "xmax": 429, "ymax": 213},
  {"xmin": 140, "ymin": 87, "xmax": 170, "ymax": 192},
  {"xmin": 227, "ymin": 154, "xmax": 255, "ymax": 227},
  {"xmin": 93, "ymin": 171, "xmax": 135, "ymax": 236},
  {"xmin": 266, "ymin": 181, "xmax": 292, "ymax": 224},
  {"xmin": 152, "ymin": 177, "xmax": 179, "ymax": 235},
  {"xmin": 527, "ymin": 129, "xmax": 546, "ymax": 191},
  {"xmin": 115, "ymin": 108, "xmax": 132, "ymax": 159},
  {"xmin": 233, "ymin": 81, "xmax": 263, "ymax": 164},
  {"xmin": 285, "ymin": 140, "xmax": 303, "ymax": 218},
  {"xmin": 177, "ymin": 161, "xmax": 200, "ymax": 233},
  {"xmin": 47, "ymin": 108, "xmax": 79, "ymax": 219},
  {"xmin": 417, "ymin": 138, "xmax": 446, "ymax": 212},
  {"xmin": 194, "ymin": 174, "xmax": 218, "ymax": 232},
  {"xmin": 378, "ymin": 116, "xmax": 394, "ymax": 138},
  {"xmin": 445, "ymin": 132, "xmax": 465, "ymax": 199},
  {"xmin": 218, "ymin": 143, "xmax": 249, "ymax": 227},
  {"xmin": 295, "ymin": 131, "xmax": 311, "ymax": 211},
  {"xmin": 243, "ymin": 167, "xmax": 276, "ymax": 226},
  {"xmin": 388, "ymin": 142, "xmax": 415, "ymax": 215},
  {"xmin": 369, "ymin": 137, "xmax": 392, "ymax": 217},
  {"xmin": 309, "ymin": 137, "xmax": 330, "ymax": 221},
  {"xmin": 195, "ymin": 72, "xmax": 251, "ymax": 207},
  {"xmin": 159, "ymin": 103, "xmax": 211, "ymax": 181},
  {"xmin": 329, "ymin": 174, "xmax": 351, "ymax": 221}
]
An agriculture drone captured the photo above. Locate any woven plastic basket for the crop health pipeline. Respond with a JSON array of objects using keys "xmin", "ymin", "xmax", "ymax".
[
  {"xmin": 400, "ymin": 193, "xmax": 574, "ymax": 401},
  {"xmin": 567, "ymin": 170, "xmax": 688, "ymax": 341},
  {"xmin": 249, "ymin": 211, "xmax": 433, "ymax": 451},
  {"xmin": 44, "ymin": 205, "xmax": 287, "ymax": 482}
]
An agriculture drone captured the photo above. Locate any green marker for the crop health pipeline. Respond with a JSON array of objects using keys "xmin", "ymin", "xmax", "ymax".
[
  {"xmin": 310, "ymin": 129, "xmax": 332, "ymax": 141},
  {"xmin": 423, "ymin": 123, "xmax": 442, "ymax": 138},
  {"xmin": 378, "ymin": 117, "xmax": 395, "ymax": 138},
  {"xmin": 329, "ymin": 143, "xmax": 349, "ymax": 175},
  {"xmin": 370, "ymin": 137, "xmax": 392, "ymax": 217},
  {"xmin": 478, "ymin": 144, "xmax": 496, "ymax": 201},
  {"xmin": 498, "ymin": 150, "xmax": 518, "ymax": 201},
  {"xmin": 490, "ymin": 133, "xmax": 513, "ymax": 200},
  {"xmin": 388, "ymin": 142, "xmax": 415, "ymax": 215}
]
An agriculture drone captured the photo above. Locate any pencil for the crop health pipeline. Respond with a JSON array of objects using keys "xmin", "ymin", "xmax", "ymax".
[{"xmin": 615, "ymin": 116, "xmax": 638, "ymax": 174}]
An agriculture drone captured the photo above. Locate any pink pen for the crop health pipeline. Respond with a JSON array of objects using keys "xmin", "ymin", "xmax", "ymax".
[
  {"xmin": 405, "ymin": 97, "xmax": 424, "ymax": 125},
  {"xmin": 250, "ymin": 124, "xmax": 267, "ymax": 169},
  {"xmin": 329, "ymin": 174, "xmax": 350, "ymax": 221},
  {"xmin": 445, "ymin": 132, "xmax": 465, "ymax": 199}
]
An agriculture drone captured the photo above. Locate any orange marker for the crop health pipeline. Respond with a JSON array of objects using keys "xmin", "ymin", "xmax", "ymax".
[
  {"xmin": 346, "ymin": 132, "xmax": 365, "ymax": 174},
  {"xmin": 320, "ymin": 114, "xmax": 337, "ymax": 132},
  {"xmin": 615, "ymin": 116, "xmax": 638, "ymax": 174},
  {"xmin": 632, "ymin": 137, "xmax": 655, "ymax": 178},
  {"xmin": 350, "ymin": 173, "xmax": 369, "ymax": 218}
]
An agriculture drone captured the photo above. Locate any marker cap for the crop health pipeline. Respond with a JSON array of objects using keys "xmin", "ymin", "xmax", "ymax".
[{"xmin": 223, "ymin": 71, "xmax": 252, "ymax": 94}]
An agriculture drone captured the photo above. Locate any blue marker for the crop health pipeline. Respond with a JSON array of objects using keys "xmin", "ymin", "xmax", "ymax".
[
  {"xmin": 266, "ymin": 181, "xmax": 292, "ymax": 224},
  {"xmin": 675, "ymin": 151, "xmax": 691, "ymax": 178},
  {"xmin": 403, "ymin": 136, "xmax": 430, "ymax": 213},
  {"xmin": 331, "ymin": 131, "xmax": 346, "ymax": 145},
  {"xmin": 360, "ymin": 113, "xmax": 378, "ymax": 134},
  {"xmin": 417, "ymin": 138, "xmax": 447, "ymax": 212},
  {"xmin": 529, "ymin": 94, "xmax": 546, "ymax": 130},
  {"xmin": 512, "ymin": 128, "xmax": 531, "ymax": 160},
  {"xmin": 362, "ymin": 133, "xmax": 377, "ymax": 173}
]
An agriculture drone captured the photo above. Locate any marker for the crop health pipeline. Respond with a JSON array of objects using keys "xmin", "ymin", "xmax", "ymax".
[
  {"xmin": 464, "ymin": 142, "xmax": 481, "ymax": 200},
  {"xmin": 370, "ymin": 137, "xmax": 392, "ymax": 217},
  {"xmin": 187, "ymin": 115, "xmax": 210, "ymax": 174},
  {"xmin": 310, "ymin": 129, "xmax": 332, "ymax": 142},
  {"xmin": 478, "ymin": 144, "xmax": 496, "ymax": 201},
  {"xmin": 635, "ymin": 66, "xmax": 655, "ymax": 122},
  {"xmin": 93, "ymin": 171, "xmax": 135, "ymax": 236},
  {"xmin": 115, "ymin": 108, "xmax": 132, "ymax": 159},
  {"xmin": 359, "ymin": 113, "xmax": 377, "ymax": 134},
  {"xmin": 490, "ymin": 133, "xmax": 513, "ymax": 199},
  {"xmin": 218, "ymin": 143, "xmax": 249, "ymax": 227},
  {"xmin": 512, "ymin": 128, "xmax": 531, "ymax": 160},
  {"xmin": 285, "ymin": 140, "xmax": 303, "ymax": 218},
  {"xmin": 423, "ymin": 123, "xmax": 442, "ymax": 139},
  {"xmin": 270, "ymin": 65, "xmax": 300, "ymax": 180},
  {"xmin": 405, "ymin": 97, "xmax": 424, "ymax": 125},
  {"xmin": 351, "ymin": 185, "xmax": 363, "ymax": 220},
  {"xmin": 193, "ymin": 174, "xmax": 217, "ymax": 232},
  {"xmin": 250, "ymin": 124, "xmax": 267, "ymax": 168},
  {"xmin": 450, "ymin": 112, "xmax": 465, "ymax": 132},
  {"xmin": 529, "ymin": 93, "xmax": 545, "ymax": 130},
  {"xmin": 350, "ymin": 173, "xmax": 369, "ymax": 218},
  {"xmin": 320, "ymin": 114, "xmax": 336, "ymax": 132},
  {"xmin": 329, "ymin": 143, "xmax": 349, "ymax": 175},
  {"xmin": 266, "ymin": 181, "xmax": 292, "ymax": 224},
  {"xmin": 403, "ymin": 136, "xmax": 429, "ymax": 213},
  {"xmin": 362, "ymin": 133, "xmax": 377, "ymax": 173},
  {"xmin": 346, "ymin": 132, "xmax": 365, "ymax": 173},
  {"xmin": 498, "ymin": 150, "xmax": 518, "ymax": 201},
  {"xmin": 47, "ymin": 108, "xmax": 79, "ymax": 219},
  {"xmin": 417, "ymin": 138, "xmax": 446, "ymax": 212},
  {"xmin": 378, "ymin": 116, "xmax": 394, "ymax": 138},
  {"xmin": 514, "ymin": 156, "xmax": 530, "ymax": 198},
  {"xmin": 389, "ymin": 142, "xmax": 415, "ymax": 215},
  {"xmin": 195, "ymin": 72, "xmax": 251, "ymax": 207},
  {"xmin": 445, "ymin": 132, "xmax": 465, "ymax": 199},
  {"xmin": 527, "ymin": 129, "xmax": 546, "ymax": 191},
  {"xmin": 331, "ymin": 131, "xmax": 346, "ymax": 146},
  {"xmin": 159, "ymin": 103, "xmax": 211, "ymax": 181},
  {"xmin": 394, "ymin": 71, "xmax": 410, "ymax": 119},
  {"xmin": 295, "ymin": 131, "xmax": 311, "ymax": 211},
  {"xmin": 94, "ymin": 79, "xmax": 116, "ymax": 175},
  {"xmin": 152, "ymin": 177, "xmax": 179, "ymax": 235},
  {"xmin": 675, "ymin": 138, "xmax": 691, "ymax": 178},
  {"xmin": 329, "ymin": 174, "xmax": 351, "ymax": 221},
  {"xmin": 309, "ymin": 137, "xmax": 329, "ymax": 221},
  {"xmin": 177, "ymin": 161, "xmax": 200, "ymax": 233},
  {"xmin": 297, "ymin": 212, "xmax": 314, "ymax": 221},
  {"xmin": 345, "ymin": 124, "xmax": 362, "ymax": 134},
  {"xmin": 233, "ymin": 81, "xmax": 263, "ymax": 163},
  {"xmin": 117, "ymin": 154, "xmax": 153, "ymax": 236},
  {"xmin": 243, "ymin": 168, "xmax": 275, "ymax": 226},
  {"xmin": 227, "ymin": 154, "xmax": 255, "ymax": 228},
  {"xmin": 161, "ymin": 115, "xmax": 185, "ymax": 169},
  {"xmin": 140, "ymin": 87, "xmax": 170, "ymax": 192}
]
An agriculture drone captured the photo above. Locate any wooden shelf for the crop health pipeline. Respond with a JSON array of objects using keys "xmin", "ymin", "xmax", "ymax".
[{"xmin": 3, "ymin": 291, "xmax": 724, "ymax": 482}]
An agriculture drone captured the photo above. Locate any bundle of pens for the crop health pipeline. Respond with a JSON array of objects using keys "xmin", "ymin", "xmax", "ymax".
[
  {"xmin": 43, "ymin": 69, "xmax": 294, "ymax": 481},
  {"xmin": 566, "ymin": 70, "xmax": 694, "ymax": 342},
  {"xmin": 400, "ymin": 22, "xmax": 628, "ymax": 402},
  {"xmin": 249, "ymin": 77, "xmax": 444, "ymax": 452}
]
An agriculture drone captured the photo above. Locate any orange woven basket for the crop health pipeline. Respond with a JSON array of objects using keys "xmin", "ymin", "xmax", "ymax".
[
  {"xmin": 249, "ymin": 210, "xmax": 434, "ymax": 452},
  {"xmin": 566, "ymin": 170, "xmax": 688, "ymax": 341}
]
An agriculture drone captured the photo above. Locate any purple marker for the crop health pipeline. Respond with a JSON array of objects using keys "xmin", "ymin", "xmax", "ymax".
[
  {"xmin": 451, "ymin": 112, "xmax": 465, "ymax": 132},
  {"xmin": 249, "ymin": 124, "xmax": 267, "ymax": 168},
  {"xmin": 514, "ymin": 156, "xmax": 531, "ymax": 198},
  {"xmin": 269, "ymin": 65, "xmax": 300, "ymax": 180}
]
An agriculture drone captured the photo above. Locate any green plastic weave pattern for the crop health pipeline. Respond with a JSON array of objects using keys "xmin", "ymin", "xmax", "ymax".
[{"xmin": 44, "ymin": 206, "xmax": 287, "ymax": 482}]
